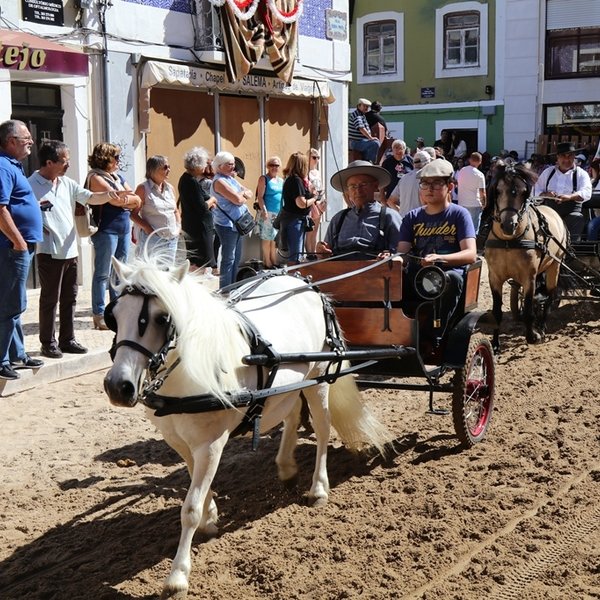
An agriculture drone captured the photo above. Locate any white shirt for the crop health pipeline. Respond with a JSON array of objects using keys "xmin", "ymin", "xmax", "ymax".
[
  {"xmin": 29, "ymin": 172, "xmax": 93, "ymax": 259},
  {"xmin": 391, "ymin": 170, "xmax": 421, "ymax": 216},
  {"xmin": 533, "ymin": 165, "xmax": 592, "ymax": 202},
  {"xmin": 456, "ymin": 165, "xmax": 486, "ymax": 208}
]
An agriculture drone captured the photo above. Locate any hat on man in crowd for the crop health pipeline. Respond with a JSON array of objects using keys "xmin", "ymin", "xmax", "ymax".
[
  {"xmin": 357, "ymin": 98, "xmax": 372, "ymax": 107},
  {"xmin": 556, "ymin": 142, "xmax": 577, "ymax": 155},
  {"xmin": 415, "ymin": 137, "xmax": 425, "ymax": 143},
  {"xmin": 330, "ymin": 160, "xmax": 391, "ymax": 191},
  {"xmin": 412, "ymin": 150, "xmax": 432, "ymax": 170},
  {"xmin": 417, "ymin": 158, "xmax": 454, "ymax": 179},
  {"xmin": 575, "ymin": 153, "xmax": 586, "ymax": 164}
]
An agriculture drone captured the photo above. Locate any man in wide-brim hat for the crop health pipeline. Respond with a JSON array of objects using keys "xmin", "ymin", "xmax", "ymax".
[
  {"xmin": 534, "ymin": 141, "xmax": 592, "ymax": 240},
  {"xmin": 316, "ymin": 160, "xmax": 402, "ymax": 259}
]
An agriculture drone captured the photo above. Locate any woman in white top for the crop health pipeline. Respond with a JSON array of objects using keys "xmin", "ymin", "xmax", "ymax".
[
  {"xmin": 131, "ymin": 155, "xmax": 181, "ymax": 264},
  {"xmin": 305, "ymin": 148, "xmax": 327, "ymax": 256}
]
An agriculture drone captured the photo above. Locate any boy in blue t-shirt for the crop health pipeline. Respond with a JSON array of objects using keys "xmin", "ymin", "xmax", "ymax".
[{"xmin": 397, "ymin": 159, "xmax": 477, "ymax": 326}]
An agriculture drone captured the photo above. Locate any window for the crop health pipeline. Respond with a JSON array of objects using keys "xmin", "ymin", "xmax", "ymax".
[
  {"xmin": 364, "ymin": 21, "xmax": 396, "ymax": 76},
  {"xmin": 546, "ymin": 27, "xmax": 600, "ymax": 78},
  {"xmin": 435, "ymin": 2, "xmax": 487, "ymax": 79},
  {"xmin": 356, "ymin": 12, "xmax": 404, "ymax": 84},
  {"xmin": 444, "ymin": 12, "xmax": 480, "ymax": 68}
]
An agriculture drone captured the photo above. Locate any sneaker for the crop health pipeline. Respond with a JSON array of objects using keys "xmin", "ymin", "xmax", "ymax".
[
  {"xmin": 0, "ymin": 364, "xmax": 20, "ymax": 380},
  {"xmin": 13, "ymin": 355, "xmax": 44, "ymax": 369},
  {"xmin": 41, "ymin": 344, "xmax": 63, "ymax": 359},
  {"xmin": 59, "ymin": 340, "xmax": 88, "ymax": 354}
]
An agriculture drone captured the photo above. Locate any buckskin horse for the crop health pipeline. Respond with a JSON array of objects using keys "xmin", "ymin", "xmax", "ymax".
[{"xmin": 485, "ymin": 162, "xmax": 568, "ymax": 350}]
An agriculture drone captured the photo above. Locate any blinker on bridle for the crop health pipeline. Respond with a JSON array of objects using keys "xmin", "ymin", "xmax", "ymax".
[{"xmin": 106, "ymin": 286, "xmax": 174, "ymax": 362}]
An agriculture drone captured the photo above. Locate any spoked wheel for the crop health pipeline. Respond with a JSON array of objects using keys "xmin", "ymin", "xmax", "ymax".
[{"xmin": 452, "ymin": 336, "xmax": 495, "ymax": 447}]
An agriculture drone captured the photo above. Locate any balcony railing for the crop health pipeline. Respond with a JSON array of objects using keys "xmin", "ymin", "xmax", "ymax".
[{"xmin": 192, "ymin": 0, "xmax": 223, "ymax": 52}]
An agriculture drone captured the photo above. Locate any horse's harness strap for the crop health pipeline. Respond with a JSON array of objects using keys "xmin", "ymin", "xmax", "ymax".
[{"xmin": 485, "ymin": 238, "xmax": 537, "ymax": 250}]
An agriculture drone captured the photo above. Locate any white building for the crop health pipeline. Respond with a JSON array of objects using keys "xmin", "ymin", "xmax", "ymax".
[{"xmin": 0, "ymin": 0, "xmax": 352, "ymax": 284}]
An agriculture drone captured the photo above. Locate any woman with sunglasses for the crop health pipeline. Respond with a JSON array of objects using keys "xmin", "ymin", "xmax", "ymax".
[
  {"xmin": 131, "ymin": 155, "xmax": 181, "ymax": 265},
  {"xmin": 279, "ymin": 152, "xmax": 324, "ymax": 263},
  {"xmin": 255, "ymin": 156, "xmax": 283, "ymax": 268},
  {"xmin": 305, "ymin": 149, "xmax": 327, "ymax": 258},
  {"xmin": 86, "ymin": 143, "xmax": 141, "ymax": 330}
]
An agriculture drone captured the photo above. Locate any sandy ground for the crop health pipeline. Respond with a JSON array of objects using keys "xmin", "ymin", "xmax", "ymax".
[{"xmin": 1, "ymin": 275, "xmax": 599, "ymax": 600}]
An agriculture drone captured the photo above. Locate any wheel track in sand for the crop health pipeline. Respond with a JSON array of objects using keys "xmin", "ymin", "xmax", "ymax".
[{"xmin": 402, "ymin": 465, "xmax": 600, "ymax": 600}]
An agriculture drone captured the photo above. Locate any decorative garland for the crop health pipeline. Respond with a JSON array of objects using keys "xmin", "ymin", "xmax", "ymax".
[
  {"xmin": 266, "ymin": 0, "xmax": 303, "ymax": 24},
  {"xmin": 207, "ymin": 0, "xmax": 260, "ymax": 21},
  {"xmin": 206, "ymin": 0, "xmax": 303, "ymax": 24}
]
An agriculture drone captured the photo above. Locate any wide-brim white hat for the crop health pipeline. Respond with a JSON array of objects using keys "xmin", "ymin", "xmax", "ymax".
[{"xmin": 330, "ymin": 160, "xmax": 391, "ymax": 192}]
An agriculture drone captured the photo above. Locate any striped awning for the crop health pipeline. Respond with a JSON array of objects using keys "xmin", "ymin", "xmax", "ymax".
[{"xmin": 138, "ymin": 59, "xmax": 332, "ymax": 133}]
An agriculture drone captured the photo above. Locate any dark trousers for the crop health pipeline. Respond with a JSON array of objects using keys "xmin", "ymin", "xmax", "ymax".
[{"xmin": 37, "ymin": 253, "xmax": 78, "ymax": 346}]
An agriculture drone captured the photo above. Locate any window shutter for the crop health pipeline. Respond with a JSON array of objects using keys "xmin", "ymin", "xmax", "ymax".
[{"xmin": 547, "ymin": 0, "xmax": 600, "ymax": 30}]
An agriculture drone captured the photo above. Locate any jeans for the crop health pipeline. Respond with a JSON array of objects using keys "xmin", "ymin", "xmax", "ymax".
[
  {"xmin": 91, "ymin": 230, "xmax": 130, "ymax": 316},
  {"xmin": 136, "ymin": 230, "xmax": 178, "ymax": 265},
  {"xmin": 285, "ymin": 217, "xmax": 305, "ymax": 262},
  {"xmin": 349, "ymin": 138, "xmax": 380, "ymax": 163},
  {"xmin": 587, "ymin": 216, "xmax": 600, "ymax": 241},
  {"xmin": 464, "ymin": 206, "xmax": 483, "ymax": 233},
  {"xmin": 215, "ymin": 224, "xmax": 242, "ymax": 288},
  {"xmin": 37, "ymin": 254, "xmax": 78, "ymax": 346},
  {"xmin": 0, "ymin": 246, "xmax": 34, "ymax": 365}
]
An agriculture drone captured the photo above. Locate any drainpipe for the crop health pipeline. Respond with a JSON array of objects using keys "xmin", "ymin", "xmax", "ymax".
[{"xmin": 98, "ymin": 0, "xmax": 112, "ymax": 141}]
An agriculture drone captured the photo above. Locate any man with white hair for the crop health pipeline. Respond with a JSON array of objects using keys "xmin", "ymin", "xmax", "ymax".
[
  {"xmin": 387, "ymin": 150, "xmax": 433, "ymax": 215},
  {"xmin": 381, "ymin": 139, "xmax": 414, "ymax": 199},
  {"xmin": 348, "ymin": 99, "xmax": 380, "ymax": 164}
]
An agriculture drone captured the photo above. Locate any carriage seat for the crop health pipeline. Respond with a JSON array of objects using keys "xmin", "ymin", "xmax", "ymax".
[{"xmin": 295, "ymin": 259, "xmax": 413, "ymax": 347}]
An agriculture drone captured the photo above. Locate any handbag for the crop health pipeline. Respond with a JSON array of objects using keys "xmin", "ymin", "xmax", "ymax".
[
  {"xmin": 74, "ymin": 202, "xmax": 98, "ymax": 237},
  {"xmin": 216, "ymin": 204, "xmax": 256, "ymax": 236},
  {"xmin": 304, "ymin": 216, "xmax": 315, "ymax": 232},
  {"xmin": 272, "ymin": 211, "xmax": 282, "ymax": 230}
]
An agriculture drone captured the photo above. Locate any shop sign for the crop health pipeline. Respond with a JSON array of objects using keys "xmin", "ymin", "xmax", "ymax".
[
  {"xmin": 22, "ymin": 0, "xmax": 64, "ymax": 26},
  {"xmin": 145, "ymin": 61, "xmax": 329, "ymax": 99},
  {"xmin": 0, "ymin": 33, "xmax": 88, "ymax": 76},
  {"xmin": 326, "ymin": 10, "xmax": 347, "ymax": 41}
]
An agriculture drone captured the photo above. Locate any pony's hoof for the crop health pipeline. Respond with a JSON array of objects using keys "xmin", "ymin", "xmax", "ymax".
[
  {"xmin": 526, "ymin": 332, "xmax": 544, "ymax": 344},
  {"xmin": 281, "ymin": 474, "xmax": 298, "ymax": 489},
  {"xmin": 160, "ymin": 587, "xmax": 188, "ymax": 600},
  {"xmin": 310, "ymin": 495, "xmax": 328, "ymax": 508}
]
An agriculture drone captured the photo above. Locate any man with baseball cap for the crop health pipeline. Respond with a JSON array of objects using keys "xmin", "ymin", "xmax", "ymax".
[
  {"xmin": 316, "ymin": 160, "xmax": 402, "ymax": 258},
  {"xmin": 348, "ymin": 99, "xmax": 380, "ymax": 164},
  {"xmin": 397, "ymin": 158, "xmax": 476, "ymax": 325},
  {"xmin": 533, "ymin": 141, "xmax": 592, "ymax": 240}
]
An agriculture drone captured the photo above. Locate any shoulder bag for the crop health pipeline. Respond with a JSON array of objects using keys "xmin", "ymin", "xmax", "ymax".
[
  {"xmin": 74, "ymin": 201, "xmax": 98, "ymax": 237},
  {"xmin": 216, "ymin": 203, "xmax": 256, "ymax": 236}
]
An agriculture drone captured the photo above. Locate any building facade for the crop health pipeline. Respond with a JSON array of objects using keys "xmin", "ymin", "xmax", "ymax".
[
  {"xmin": 0, "ymin": 0, "xmax": 353, "ymax": 284},
  {"xmin": 350, "ymin": 0, "xmax": 600, "ymax": 159}
]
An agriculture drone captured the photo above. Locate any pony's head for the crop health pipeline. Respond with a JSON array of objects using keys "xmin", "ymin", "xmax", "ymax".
[
  {"xmin": 103, "ymin": 257, "xmax": 248, "ymax": 408},
  {"xmin": 489, "ymin": 162, "xmax": 538, "ymax": 236}
]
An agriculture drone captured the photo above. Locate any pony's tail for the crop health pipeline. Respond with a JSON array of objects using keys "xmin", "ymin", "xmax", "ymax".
[{"xmin": 328, "ymin": 364, "xmax": 392, "ymax": 457}]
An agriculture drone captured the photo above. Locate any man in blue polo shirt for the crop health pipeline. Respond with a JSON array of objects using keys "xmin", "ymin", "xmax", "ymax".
[{"xmin": 0, "ymin": 120, "xmax": 44, "ymax": 380}]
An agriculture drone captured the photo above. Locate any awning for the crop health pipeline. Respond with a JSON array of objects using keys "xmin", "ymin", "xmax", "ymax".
[
  {"xmin": 0, "ymin": 29, "xmax": 88, "ymax": 77},
  {"xmin": 139, "ymin": 59, "xmax": 333, "ymax": 133}
]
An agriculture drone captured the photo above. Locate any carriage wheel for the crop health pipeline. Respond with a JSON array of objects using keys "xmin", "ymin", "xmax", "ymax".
[{"xmin": 452, "ymin": 337, "xmax": 495, "ymax": 447}]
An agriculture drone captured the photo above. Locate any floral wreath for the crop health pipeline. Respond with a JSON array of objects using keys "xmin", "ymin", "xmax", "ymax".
[{"xmin": 207, "ymin": 0, "xmax": 303, "ymax": 24}]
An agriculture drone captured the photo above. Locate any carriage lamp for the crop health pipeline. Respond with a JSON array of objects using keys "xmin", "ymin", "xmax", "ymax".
[{"xmin": 414, "ymin": 266, "xmax": 449, "ymax": 300}]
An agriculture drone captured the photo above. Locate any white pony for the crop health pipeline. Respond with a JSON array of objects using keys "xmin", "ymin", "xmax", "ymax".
[{"xmin": 103, "ymin": 257, "xmax": 391, "ymax": 600}]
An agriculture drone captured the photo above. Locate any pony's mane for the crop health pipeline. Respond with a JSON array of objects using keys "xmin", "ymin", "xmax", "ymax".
[{"xmin": 115, "ymin": 258, "xmax": 249, "ymax": 403}]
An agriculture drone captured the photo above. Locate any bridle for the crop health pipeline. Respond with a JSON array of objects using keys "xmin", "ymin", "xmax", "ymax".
[
  {"xmin": 105, "ymin": 285, "xmax": 179, "ymax": 399},
  {"xmin": 491, "ymin": 166, "xmax": 533, "ymax": 231}
]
